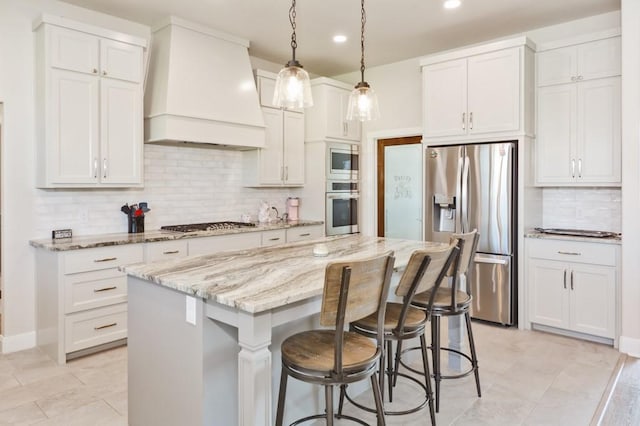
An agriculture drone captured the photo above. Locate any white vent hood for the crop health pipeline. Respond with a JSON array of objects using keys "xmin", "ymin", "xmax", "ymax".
[{"xmin": 144, "ymin": 17, "xmax": 265, "ymax": 149}]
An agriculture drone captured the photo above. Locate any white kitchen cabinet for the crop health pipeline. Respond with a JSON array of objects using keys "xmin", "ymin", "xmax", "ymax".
[
  {"xmin": 145, "ymin": 240, "xmax": 189, "ymax": 262},
  {"xmin": 34, "ymin": 18, "xmax": 145, "ymax": 188},
  {"xmin": 422, "ymin": 39, "xmax": 532, "ymax": 141},
  {"xmin": 261, "ymin": 229, "xmax": 287, "ymax": 246},
  {"xmin": 527, "ymin": 238, "xmax": 617, "ymax": 340},
  {"xmin": 188, "ymin": 233, "xmax": 262, "ymax": 256},
  {"xmin": 535, "ymin": 77, "xmax": 620, "ymax": 186},
  {"xmin": 35, "ymin": 244, "xmax": 144, "ymax": 364},
  {"xmin": 305, "ymin": 78, "xmax": 361, "ymax": 142},
  {"xmin": 286, "ymin": 225, "xmax": 324, "ymax": 242},
  {"xmin": 245, "ymin": 70, "xmax": 305, "ymax": 187},
  {"xmin": 536, "ymin": 37, "xmax": 621, "ymax": 87}
]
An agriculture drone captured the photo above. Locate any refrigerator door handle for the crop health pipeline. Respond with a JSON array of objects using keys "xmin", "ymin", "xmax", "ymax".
[
  {"xmin": 455, "ymin": 153, "xmax": 464, "ymax": 233},
  {"xmin": 461, "ymin": 154, "xmax": 470, "ymax": 233}
]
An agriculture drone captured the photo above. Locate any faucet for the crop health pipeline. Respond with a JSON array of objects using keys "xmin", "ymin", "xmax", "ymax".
[{"xmin": 271, "ymin": 206, "xmax": 279, "ymax": 221}]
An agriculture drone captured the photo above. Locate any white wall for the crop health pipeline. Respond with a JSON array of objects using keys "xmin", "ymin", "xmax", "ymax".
[
  {"xmin": 620, "ymin": 0, "xmax": 640, "ymax": 357},
  {"xmin": 0, "ymin": 0, "xmax": 299, "ymax": 352}
]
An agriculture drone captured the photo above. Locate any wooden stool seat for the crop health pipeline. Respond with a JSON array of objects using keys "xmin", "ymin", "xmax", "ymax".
[
  {"xmin": 352, "ymin": 303, "xmax": 427, "ymax": 333},
  {"xmin": 412, "ymin": 287, "xmax": 471, "ymax": 311},
  {"xmin": 282, "ymin": 330, "xmax": 378, "ymax": 374}
]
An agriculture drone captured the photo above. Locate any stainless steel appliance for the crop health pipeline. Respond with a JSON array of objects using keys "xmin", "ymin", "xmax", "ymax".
[
  {"xmin": 326, "ymin": 180, "xmax": 359, "ymax": 236},
  {"xmin": 327, "ymin": 143, "xmax": 359, "ymax": 180},
  {"xmin": 425, "ymin": 141, "xmax": 517, "ymax": 325},
  {"xmin": 161, "ymin": 222, "xmax": 256, "ymax": 233}
]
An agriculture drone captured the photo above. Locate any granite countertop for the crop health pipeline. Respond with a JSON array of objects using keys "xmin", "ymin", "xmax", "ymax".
[
  {"xmin": 121, "ymin": 235, "xmax": 449, "ymax": 314},
  {"xmin": 29, "ymin": 220, "xmax": 324, "ymax": 251},
  {"xmin": 524, "ymin": 229, "xmax": 621, "ymax": 245}
]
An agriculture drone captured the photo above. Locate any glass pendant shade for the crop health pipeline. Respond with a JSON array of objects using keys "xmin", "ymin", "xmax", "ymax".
[
  {"xmin": 273, "ymin": 61, "xmax": 313, "ymax": 108},
  {"xmin": 346, "ymin": 82, "xmax": 380, "ymax": 121}
]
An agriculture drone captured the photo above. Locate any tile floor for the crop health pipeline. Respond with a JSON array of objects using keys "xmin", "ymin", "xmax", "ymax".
[{"xmin": 0, "ymin": 322, "xmax": 622, "ymax": 425}]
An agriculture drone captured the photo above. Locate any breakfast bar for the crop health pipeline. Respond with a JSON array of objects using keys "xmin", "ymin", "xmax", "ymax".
[{"xmin": 122, "ymin": 235, "xmax": 446, "ymax": 426}]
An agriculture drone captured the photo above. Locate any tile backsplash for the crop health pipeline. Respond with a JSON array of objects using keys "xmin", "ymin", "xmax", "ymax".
[
  {"xmin": 33, "ymin": 144, "xmax": 300, "ymax": 238},
  {"xmin": 541, "ymin": 187, "xmax": 621, "ymax": 233}
]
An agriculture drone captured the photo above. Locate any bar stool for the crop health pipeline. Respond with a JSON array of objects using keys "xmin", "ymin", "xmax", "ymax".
[
  {"xmin": 275, "ymin": 251, "xmax": 395, "ymax": 426},
  {"xmin": 340, "ymin": 242, "xmax": 460, "ymax": 424},
  {"xmin": 409, "ymin": 230, "xmax": 481, "ymax": 413}
]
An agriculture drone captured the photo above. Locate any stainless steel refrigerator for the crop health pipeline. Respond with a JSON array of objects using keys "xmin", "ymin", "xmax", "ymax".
[{"xmin": 425, "ymin": 141, "xmax": 516, "ymax": 325}]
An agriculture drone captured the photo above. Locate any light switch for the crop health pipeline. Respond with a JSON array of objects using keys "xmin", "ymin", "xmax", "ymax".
[{"xmin": 186, "ymin": 295, "xmax": 196, "ymax": 325}]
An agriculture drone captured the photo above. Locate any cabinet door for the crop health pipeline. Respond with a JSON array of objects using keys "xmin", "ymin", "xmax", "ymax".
[
  {"xmin": 343, "ymin": 90, "xmax": 361, "ymax": 141},
  {"xmin": 467, "ymin": 48, "xmax": 520, "ymax": 134},
  {"xmin": 569, "ymin": 264, "xmax": 616, "ymax": 338},
  {"xmin": 50, "ymin": 26, "xmax": 99, "ymax": 75},
  {"xmin": 258, "ymin": 108, "xmax": 285, "ymax": 185},
  {"xmin": 535, "ymin": 84, "xmax": 576, "ymax": 184},
  {"xmin": 528, "ymin": 258, "xmax": 569, "ymax": 329},
  {"xmin": 50, "ymin": 69, "xmax": 100, "ymax": 184},
  {"xmin": 576, "ymin": 77, "xmax": 621, "ymax": 184},
  {"xmin": 325, "ymin": 86, "xmax": 350, "ymax": 140},
  {"xmin": 100, "ymin": 39, "xmax": 143, "ymax": 83},
  {"xmin": 577, "ymin": 37, "xmax": 621, "ymax": 81},
  {"xmin": 536, "ymin": 46, "xmax": 576, "ymax": 87},
  {"xmin": 100, "ymin": 78, "xmax": 143, "ymax": 185},
  {"xmin": 422, "ymin": 59, "xmax": 467, "ymax": 138},
  {"xmin": 283, "ymin": 111, "xmax": 305, "ymax": 185}
]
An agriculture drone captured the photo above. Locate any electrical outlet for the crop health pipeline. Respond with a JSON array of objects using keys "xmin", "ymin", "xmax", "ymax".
[
  {"xmin": 186, "ymin": 295, "xmax": 196, "ymax": 325},
  {"xmin": 52, "ymin": 229, "xmax": 72, "ymax": 239}
]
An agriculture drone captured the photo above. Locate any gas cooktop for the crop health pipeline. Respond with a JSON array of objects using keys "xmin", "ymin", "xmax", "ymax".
[{"xmin": 161, "ymin": 222, "xmax": 256, "ymax": 233}]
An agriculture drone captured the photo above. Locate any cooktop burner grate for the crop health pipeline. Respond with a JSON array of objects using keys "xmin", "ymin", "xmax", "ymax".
[{"xmin": 161, "ymin": 221, "xmax": 256, "ymax": 233}]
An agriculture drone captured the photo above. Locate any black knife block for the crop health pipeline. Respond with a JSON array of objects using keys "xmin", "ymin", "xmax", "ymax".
[{"xmin": 128, "ymin": 213, "xmax": 145, "ymax": 233}]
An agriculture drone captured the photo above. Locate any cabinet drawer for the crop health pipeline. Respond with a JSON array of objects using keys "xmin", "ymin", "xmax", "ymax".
[
  {"xmin": 65, "ymin": 303, "xmax": 127, "ymax": 353},
  {"xmin": 262, "ymin": 230, "xmax": 286, "ymax": 247},
  {"xmin": 527, "ymin": 238, "xmax": 617, "ymax": 266},
  {"xmin": 188, "ymin": 233, "xmax": 261, "ymax": 256},
  {"xmin": 64, "ymin": 269, "xmax": 127, "ymax": 313},
  {"xmin": 286, "ymin": 225, "xmax": 324, "ymax": 242},
  {"xmin": 145, "ymin": 240, "xmax": 188, "ymax": 262},
  {"xmin": 64, "ymin": 245, "xmax": 144, "ymax": 274}
]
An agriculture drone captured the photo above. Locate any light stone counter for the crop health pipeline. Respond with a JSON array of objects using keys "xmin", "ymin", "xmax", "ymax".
[
  {"xmin": 29, "ymin": 220, "xmax": 323, "ymax": 251},
  {"xmin": 125, "ymin": 235, "xmax": 448, "ymax": 426},
  {"xmin": 524, "ymin": 230, "xmax": 621, "ymax": 245}
]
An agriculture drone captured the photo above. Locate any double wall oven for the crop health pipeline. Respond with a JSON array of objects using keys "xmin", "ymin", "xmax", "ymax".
[{"xmin": 326, "ymin": 143, "xmax": 359, "ymax": 236}]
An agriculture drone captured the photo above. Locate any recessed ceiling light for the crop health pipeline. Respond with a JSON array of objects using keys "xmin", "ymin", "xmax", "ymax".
[
  {"xmin": 333, "ymin": 35, "xmax": 347, "ymax": 43},
  {"xmin": 444, "ymin": 0, "xmax": 461, "ymax": 9}
]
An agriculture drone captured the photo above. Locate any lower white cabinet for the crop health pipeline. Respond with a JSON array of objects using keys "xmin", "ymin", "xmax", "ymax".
[
  {"xmin": 527, "ymin": 238, "xmax": 618, "ymax": 340},
  {"xmin": 286, "ymin": 225, "xmax": 324, "ymax": 242},
  {"xmin": 36, "ymin": 244, "xmax": 144, "ymax": 364}
]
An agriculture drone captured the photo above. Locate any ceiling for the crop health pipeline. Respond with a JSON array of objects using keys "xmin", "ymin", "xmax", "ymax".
[{"xmin": 59, "ymin": 0, "xmax": 620, "ymax": 76}]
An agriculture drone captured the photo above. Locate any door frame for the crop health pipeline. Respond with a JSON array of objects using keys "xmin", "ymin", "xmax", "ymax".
[{"xmin": 376, "ymin": 136, "xmax": 422, "ymax": 237}]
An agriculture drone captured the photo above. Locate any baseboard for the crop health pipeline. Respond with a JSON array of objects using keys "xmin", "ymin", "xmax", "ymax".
[
  {"xmin": 0, "ymin": 331, "xmax": 36, "ymax": 354},
  {"xmin": 619, "ymin": 336, "xmax": 640, "ymax": 358}
]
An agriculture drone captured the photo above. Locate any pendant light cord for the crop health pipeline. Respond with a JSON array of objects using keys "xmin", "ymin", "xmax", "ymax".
[
  {"xmin": 290, "ymin": 0, "xmax": 298, "ymax": 62},
  {"xmin": 360, "ymin": 0, "xmax": 366, "ymax": 83}
]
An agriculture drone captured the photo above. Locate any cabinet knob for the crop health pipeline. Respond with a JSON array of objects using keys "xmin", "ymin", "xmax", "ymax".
[
  {"xmin": 577, "ymin": 75, "xmax": 583, "ymax": 81},
  {"xmin": 102, "ymin": 70, "xmax": 107, "ymax": 76},
  {"xmin": 92, "ymin": 68, "xmax": 98, "ymax": 74}
]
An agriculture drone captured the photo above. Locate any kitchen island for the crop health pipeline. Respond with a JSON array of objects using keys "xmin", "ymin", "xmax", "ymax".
[{"xmin": 122, "ymin": 234, "xmax": 446, "ymax": 426}]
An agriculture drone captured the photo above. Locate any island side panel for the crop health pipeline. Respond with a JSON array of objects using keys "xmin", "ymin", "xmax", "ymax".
[{"xmin": 128, "ymin": 276, "xmax": 239, "ymax": 426}]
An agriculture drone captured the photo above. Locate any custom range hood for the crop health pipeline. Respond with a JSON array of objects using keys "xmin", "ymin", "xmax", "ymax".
[{"xmin": 144, "ymin": 17, "xmax": 265, "ymax": 149}]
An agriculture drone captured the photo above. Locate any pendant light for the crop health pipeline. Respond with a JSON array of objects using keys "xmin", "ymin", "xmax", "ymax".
[
  {"xmin": 346, "ymin": 0, "xmax": 380, "ymax": 121},
  {"xmin": 273, "ymin": 0, "xmax": 313, "ymax": 108}
]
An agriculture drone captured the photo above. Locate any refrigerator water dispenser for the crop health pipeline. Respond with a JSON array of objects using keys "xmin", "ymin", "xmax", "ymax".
[{"xmin": 433, "ymin": 195, "xmax": 456, "ymax": 232}]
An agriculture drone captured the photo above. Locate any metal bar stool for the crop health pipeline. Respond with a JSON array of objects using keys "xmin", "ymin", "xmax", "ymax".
[
  {"xmin": 339, "ymin": 242, "xmax": 460, "ymax": 424},
  {"xmin": 275, "ymin": 251, "xmax": 395, "ymax": 426},
  {"xmin": 407, "ymin": 230, "xmax": 481, "ymax": 413}
]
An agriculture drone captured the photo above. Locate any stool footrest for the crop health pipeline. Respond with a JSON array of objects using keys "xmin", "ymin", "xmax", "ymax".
[
  {"xmin": 399, "ymin": 345, "xmax": 478, "ymax": 380},
  {"xmin": 289, "ymin": 413, "xmax": 370, "ymax": 426}
]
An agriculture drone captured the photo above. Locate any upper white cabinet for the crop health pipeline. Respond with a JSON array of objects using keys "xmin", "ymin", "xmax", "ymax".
[
  {"xmin": 34, "ymin": 17, "xmax": 146, "ymax": 188},
  {"xmin": 535, "ymin": 35, "xmax": 621, "ymax": 186},
  {"xmin": 537, "ymin": 37, "xmax": 621, "ymax": 87},
  {"xmin": 421, "ymin": 37, "xmax": 535, "ymax": 142},
  {"xmin": 305, "ymin": 78, "xmax": 361, "ymax": 142},
  {"xmin": 244, "ymin": 70, "xmax": 305, "ymax": 187}
]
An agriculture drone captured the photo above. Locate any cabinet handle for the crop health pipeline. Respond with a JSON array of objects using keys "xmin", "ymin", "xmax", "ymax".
[
  {"xmin": 94, "ymin": 257, "xmax": 117, "ymax": 263},
  {"xmin": 102, "ymin": 70, "xmax": 107, "ymax": 76},
  {"xmin": 93, "ymin": 158, "xmax": 98, "ymax": 178},
  {"xmin": 280, "ymin": 166, "xmax": 284, "ymax": 180},
  {"xmin": 577, "ymin": 75, "xmax": 584, "ymax": 81},
  {"xmin": 570, "ymin": 270, "xmax": 574, "ymax": 290},
  {"xmin": 469, "ymin": 112, "xmax": 474, "ymax": 130},
  {"xmin": 94, "ymin": 286, "xmax": 117, "ymax": 293},
  {"xmin": 563, "ymin": 269, "xmax": 567, "ymax": 289},
  {"xmin": 557, "ymin": 251, "xmax": 581, "ymax": 256},
  {"xmin": 92, "ymin": 68, "xmax": 98, "ymax": 74},
  {"xmin": 462, "ymin": 112, "xmax": 466, "ymax": 130},
  {"xmin": 94, "ymin": 322, "xmax": 117, "ymax": 330},
  {"xmin": 299, "ymin": 233, "xmax": 311, "ymax": 237},
  {"xmin": 578, "ymin": 159, "xmax": 582, "ymax": 178},
  {"xmin": 103, "ymin": 158, "xmax": 108, "ymax": 179},
  {"xmin": 268, "ymin": 237, "xmax": 281, "ymax": 241},
  {"xmin": 343, "ymin": 122, "xmax": 348, "ymax": 136},
  {"xmin": 285, "ymin": 166, "xmax": 288, "ymax": 181},
  {"xmin": 571, "ymin": 159, "xmax": 576, "ymax": 178},
  {"xmin": 163, "ymin": 250, "xmax": 180, "ymax": 255}
]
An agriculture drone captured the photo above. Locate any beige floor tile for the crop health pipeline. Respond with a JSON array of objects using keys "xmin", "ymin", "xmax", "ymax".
[
  {"xmin": 103, "ymin": 390, "xmax": 127, "ymax": 416},
  {"xmin": 523, "ymin": 387, "xmax": 598, "ymax": 426},
  {"xmin": 451, "ymin": 385, "xmax": 536, "ymax": 425},
  {"xmin": 0, "ymin": 402, "xmax": 47, "ymax": 426},
  {"xmin": 0, "ymin": 373, "xmax": 21, "ymax": 393},
  {"xmin": 12, "ymin": 359, "xmax": 70, "ymax": 386},
  {"xmin": 0, "ymin": 374, "xmax": 83, "ymax": 413},
  {"xmin": 31, "ymin": 400, "xmax": 125, "ymax": 426}
]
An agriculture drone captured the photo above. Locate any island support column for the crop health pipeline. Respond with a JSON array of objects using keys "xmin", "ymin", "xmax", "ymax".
[{"xmin": 237, "ymin": 310, "xmax": 273, "ymax": 426}]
